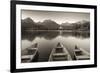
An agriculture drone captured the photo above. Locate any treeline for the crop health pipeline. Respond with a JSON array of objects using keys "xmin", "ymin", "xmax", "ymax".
[
  {"xmin": 21, "ymin": 17, "xmax": 90, "ymax": 31},
  {"xmin": 61, "ymin": 20, "xmax": 90, "ymax": 31}
]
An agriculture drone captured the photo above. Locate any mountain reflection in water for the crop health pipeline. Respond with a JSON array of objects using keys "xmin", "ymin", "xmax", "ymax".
[
  {"xmin": 22, "ymin": 30, "xmax": 90, "ymax": 41},
  {"xmin": 21, "ymin": 30, "xmax": 90, "ymax": 62}
]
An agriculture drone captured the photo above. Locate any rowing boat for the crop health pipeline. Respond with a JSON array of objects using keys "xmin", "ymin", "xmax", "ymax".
[
  {"xmin": 74, "ymin": 45, "xmax": 90, "ymax": 60},
  {"xmin": 49, "ymin": 43, "xmax": 72, "ymax": 61},
  {"xmin": 21, "ymin": 43, "xmax": 39, "ymax": 63}
]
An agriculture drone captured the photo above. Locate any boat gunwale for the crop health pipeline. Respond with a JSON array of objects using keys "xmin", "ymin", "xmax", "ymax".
[
  {"xmin": 73, "ymin": 46, "xmax": 90, "ymax": 60},
  {"xmin": 48, "ymin": 43, "xmax": 72, "ymax": 61}
]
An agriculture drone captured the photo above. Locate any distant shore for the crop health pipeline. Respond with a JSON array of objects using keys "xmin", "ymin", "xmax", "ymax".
[{"xmin": 23, "ymin": 29, "xmax": 90, "ymax": 33}]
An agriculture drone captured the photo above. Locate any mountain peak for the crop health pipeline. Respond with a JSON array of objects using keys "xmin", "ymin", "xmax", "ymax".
[
  {"xmin": 76, "ymin": 20, "xmax": 89, "ymax": 24},
  {"xmin": 61, "ymin": 22, "xmax": 71, "ymax": 26},
  {"xmin": 43, "ymin": 19, "xmax": 55, "ymax": 23},
  {"xmin": 23, "ymin": 17, "xmax": 34, "ymax": 23}
]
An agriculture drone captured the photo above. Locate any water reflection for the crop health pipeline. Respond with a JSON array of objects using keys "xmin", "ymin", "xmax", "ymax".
[
  {"xmin": 22, "ymin": 30, "xmax": 90, "ymax": 41},
  {"xmin": 21, "ymin": 30, "xmax": 90, "ymax": 62}
]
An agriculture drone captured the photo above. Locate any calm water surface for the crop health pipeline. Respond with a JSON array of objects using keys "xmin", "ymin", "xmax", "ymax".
[{"xmin": 21, "ymin": 30, "xmax": 90, "ymax": 62}]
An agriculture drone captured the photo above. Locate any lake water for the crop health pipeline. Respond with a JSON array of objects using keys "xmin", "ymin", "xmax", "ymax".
[{"xmin": 21, "ymin": 30, "xmax": 90, "ymax": 62}]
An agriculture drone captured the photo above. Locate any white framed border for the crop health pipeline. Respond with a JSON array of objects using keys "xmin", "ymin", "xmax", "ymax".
[{"xmin": 16, "ymin": 4, "xmax": 95, "ymax": 69}]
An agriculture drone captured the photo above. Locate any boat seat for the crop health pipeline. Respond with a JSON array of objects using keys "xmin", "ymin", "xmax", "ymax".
[
  {"xmin": 53, "ymin": 57, "xmax": 68, "ymax": 61},
  {"xmin": 75, "ymin": 50, "xmax": 83, "ymax": 56},
  {"xmin": 52, "ymin": 53, "xmax": 67, "ymax": 56},
  {"xmin": 23, "ymin": 49, "xmax": 36, "ymax": 55},
  {"xmin": 76, "ymin": 55, "xmax": 90, "ymax": 60},
  {"xmin": 55, "ymin": 47, "xmax": 64, "ymax": 53},
  {"xmin": 21, "ymin": 55, "xmax": 33, "ymax": 62},
  {"xmin": 52, "ymin": 53, "xmax": 68, "ymax": 61},
  {"xmin": 52, "ymin": 55, "xmax": 68, "ymax": 61}
]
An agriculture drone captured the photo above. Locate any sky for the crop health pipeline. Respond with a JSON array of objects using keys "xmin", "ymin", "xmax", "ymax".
[{"xmin": 21, "ymin": 10, "xmax": 90, "ymax": 24}]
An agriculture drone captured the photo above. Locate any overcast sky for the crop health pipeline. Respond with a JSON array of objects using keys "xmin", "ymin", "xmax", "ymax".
[{"xmin": 21, "ymin": 10, "xmax": 90, "ymax": 24}]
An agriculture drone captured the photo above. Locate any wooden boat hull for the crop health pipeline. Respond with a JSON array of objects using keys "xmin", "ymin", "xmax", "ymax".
[
  {"xmin": 74, "ymin": 46, "xmax": 90, "ymax": 60},
  {"xmin": 21, "ymin": 43, "xmax": 39, "ymax": 63},
  {"xmin": 49, "ymin": 43, "xmax": 72, "ymax": 61}
]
